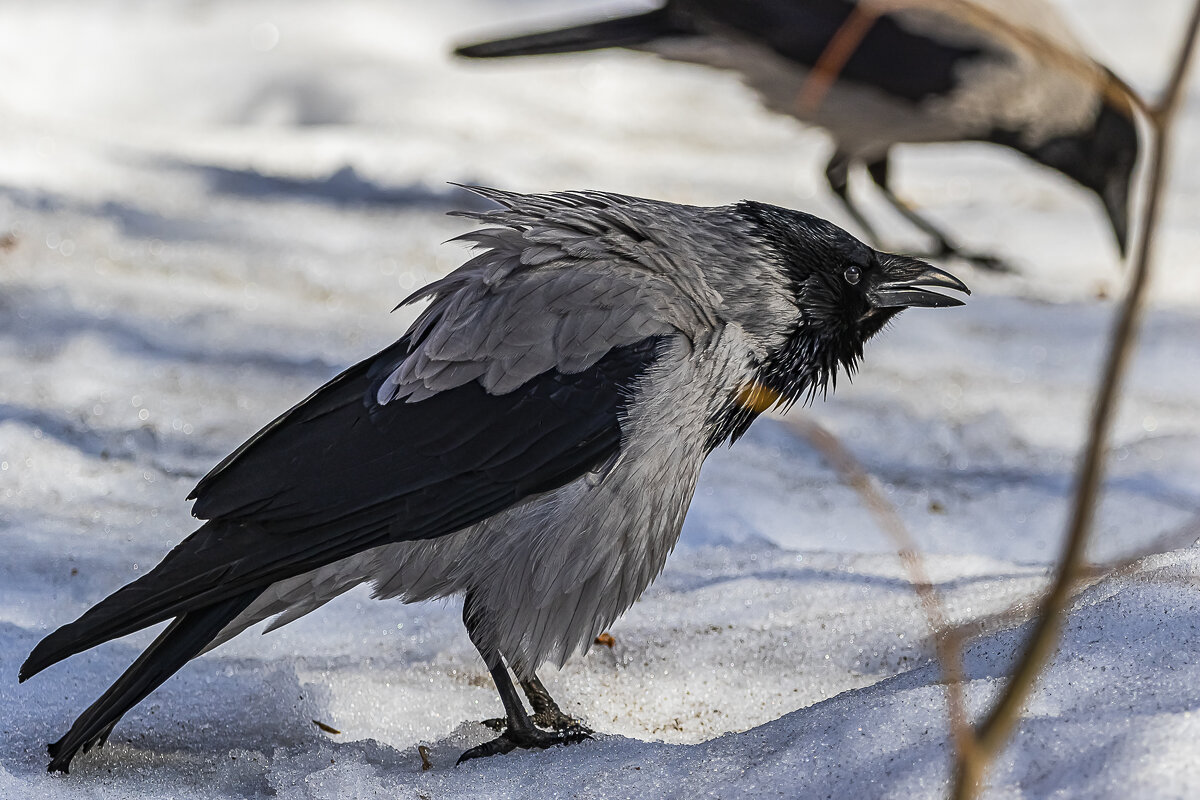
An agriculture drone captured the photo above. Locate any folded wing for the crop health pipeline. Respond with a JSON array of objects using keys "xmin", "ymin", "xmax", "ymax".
[{"xmin": 22, "ymin": 333, "xmax": 667, "ymax": 681}]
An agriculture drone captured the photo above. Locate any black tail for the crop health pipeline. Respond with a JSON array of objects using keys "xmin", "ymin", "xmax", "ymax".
[
  {"xmin": 21, "ymin": 521, "xmax": 256, "ymax": 682},
  {"xmin": 43, "ymin": 590, "xmax": 258, "ymax": 773},
  {"xmin": 453, "ymin": 7, "xmax": 688, "ymax": 59}
]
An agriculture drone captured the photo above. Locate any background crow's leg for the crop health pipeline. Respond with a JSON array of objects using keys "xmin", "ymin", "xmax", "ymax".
[
  {"xmin": 824, "ymin": 149, "xmax": 883, "ymax": 246},
  {"xmin": 866, "ymin": 155, "xmax": 1012, "ymax": 272},
  {"xmin": 458, "ymin": 595, "xmax": 592, "ymax": 763}
]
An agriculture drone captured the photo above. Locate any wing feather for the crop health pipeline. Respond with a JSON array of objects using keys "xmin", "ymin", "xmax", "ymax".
[{"xmin": 21, "ymin": 334, "xmax": 669, "ymax": 679}]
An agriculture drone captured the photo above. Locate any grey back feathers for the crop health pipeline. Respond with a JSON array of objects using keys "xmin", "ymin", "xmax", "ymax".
[{"xmin": 378, "ymin": 187, "xmax": 796, "ymax": 403}]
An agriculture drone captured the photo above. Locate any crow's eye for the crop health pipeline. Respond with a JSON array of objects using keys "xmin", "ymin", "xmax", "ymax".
[{"xmin": 844, "ymin": 265, "xmax": 862, "ymax": 285}]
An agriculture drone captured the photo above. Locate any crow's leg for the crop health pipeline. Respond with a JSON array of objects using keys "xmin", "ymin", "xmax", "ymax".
[
  {"xmin": 824, "ymin": 149, "xmax": 883, "ymax": 247},
  {"xmin": 458, "ymin": 594, "xmax": 591, "ymax": 764},
  {"xmin": 866, "ymin": 155, "xmax": 1012, "ymax": 272},
  {"xmin": 481, "ymin": 674, "xmax": 593, "ymax": 734},
  {"xmin": 521, "ymin": 674, "xmax": 592, "ymax": 733}
]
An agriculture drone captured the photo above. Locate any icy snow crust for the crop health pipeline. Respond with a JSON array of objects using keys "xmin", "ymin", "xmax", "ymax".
[{"xmin": 2, "ymin": 0, "xmax": 1199, "ymax": 797}]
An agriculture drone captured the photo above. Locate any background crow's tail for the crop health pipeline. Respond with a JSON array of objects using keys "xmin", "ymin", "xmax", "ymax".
[
  {"xmin": 454, "ymin": 7, "xmax": 688, "ymax": 59},
  {"xmin": 42, "ymin": 590, "xmax": 258, "ymax": 773}
]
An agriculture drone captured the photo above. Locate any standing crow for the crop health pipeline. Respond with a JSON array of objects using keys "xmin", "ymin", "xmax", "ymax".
[
  {"xmin": 455, "ymin": 0, "xmax": 1140, "ymax": 269},
  {"xmin": 20, "ymin": 187, "xmax": 968, "ymax": 771}
]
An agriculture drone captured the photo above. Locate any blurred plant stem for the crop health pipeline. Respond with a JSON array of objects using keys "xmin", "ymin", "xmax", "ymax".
[
  {"xmin": 781, "ymin": 417, "xmax": 971, "ymax": 754},
  {"xmin": 953, "ymin": 2, "xmax": 1200, "ymax": 797},
  {"xmin": 796, "ymin": 2, "xmax": 1200, "ymax": 797}
]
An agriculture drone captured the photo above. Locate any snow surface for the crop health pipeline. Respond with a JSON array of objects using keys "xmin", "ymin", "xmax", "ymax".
[{"xmin": 2, "ymin": 1, "xmax": 1199, "ymax": 797}]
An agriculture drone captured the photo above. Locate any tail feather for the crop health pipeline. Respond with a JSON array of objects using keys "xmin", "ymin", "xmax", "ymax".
[
  {"xmin": 20, "ymin": 521, "xmax": 248, "ymax": 682},
  {"xmin": 44, "ymin": 590, "xmax": 258, "ymax": 773},
  {"xmin": 454, "ymin": 7, "xmax": 686, "ymax": 59}
]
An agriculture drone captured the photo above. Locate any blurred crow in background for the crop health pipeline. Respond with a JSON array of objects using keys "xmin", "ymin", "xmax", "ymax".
[
  {"xmin": 456, "ymin": 0, "xmax": 1140, "ymax": 270},
  {"xmin": 21, "ymin": 187, "xmax": 967, "ymax": 771}
]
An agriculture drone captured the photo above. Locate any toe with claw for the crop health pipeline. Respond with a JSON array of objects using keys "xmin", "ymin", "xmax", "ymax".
[{"xmin": 458, "ymin": 724, "xmax": 592, "ymax": 764}]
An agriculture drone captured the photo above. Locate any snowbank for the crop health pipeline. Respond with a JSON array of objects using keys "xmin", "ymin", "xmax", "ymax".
[{"xmin": 2, "ymin": 1, "xmax": 1199, "ymax": 797}]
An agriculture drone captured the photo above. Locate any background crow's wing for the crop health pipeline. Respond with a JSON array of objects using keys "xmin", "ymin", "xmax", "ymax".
[
  {"xmin": 686, "ymin": 0, "xmax": 995, "ymax": 103},
  {"xmin": 455, "ymin": 0, "xmax": 997, "ymax": 104}
]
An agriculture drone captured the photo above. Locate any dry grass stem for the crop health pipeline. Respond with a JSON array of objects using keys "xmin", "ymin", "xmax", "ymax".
[
  {"xmin": 954, "ymin": 2, "xmax": 1200, "ymax": 796},
  {"xmin": 800, "ymin": 3, "xmax": 884, "ymax": 112},
  {"xmin": 779, "ymin": 416, "xmax": 974, "ymax": 766},
  {"xmin": 942, "ymin": 512, "xmax": 1200, "ymax": 675},
  {"xmin": 791, "ymin": 1, "xmax": 1200, "ymax": 796}
]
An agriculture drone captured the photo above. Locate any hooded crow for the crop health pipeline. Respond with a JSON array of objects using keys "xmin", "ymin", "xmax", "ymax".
[
  {"xmin": 455, "ymin": 0, "xmax": 1140, "ymax": 269},
  {"xmin": 20, "ymin": 186, "xmax": 968, "ymax": 771}
]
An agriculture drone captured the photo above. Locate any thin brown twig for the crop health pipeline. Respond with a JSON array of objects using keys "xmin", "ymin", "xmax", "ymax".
[
  {"xmin": 954, "ymin": 2, "xmax": 1200, "ymax": 797},
  {"xmin": 791, "ymin": 1, "xmax": 1200, "ymax": 795},
  {"xmin": 792, "ymin": 0, "xmax": 1152, "ymax": 783},
  {"xmin": 942, "ymin": 511, "xmax": 1200, "ymax": 675},
  {"xmin": 799, "ymin": 4, "xmax": 883, "ymax": 112},
  {"xmin": 781, "ymin": 416, "xmax": 974, "ymax": 766}
]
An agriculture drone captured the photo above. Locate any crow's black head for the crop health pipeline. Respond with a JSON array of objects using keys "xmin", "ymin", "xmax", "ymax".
[
  {"xmin": 737, "ymin": 200, "xmax": 968, "ymax": 411},
  {"xmin": 1001, "ymin": 95, "xmax": 1139, "ymax": 256}
]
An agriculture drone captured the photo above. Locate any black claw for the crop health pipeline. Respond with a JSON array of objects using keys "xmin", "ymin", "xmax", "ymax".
[
  {"xmin": 479, "ymin": 711, "xmax": 591, "ymax": 734},
  {"xmin": 457, "ymin": 733, "xmax": 519, "ymax": 763},
  {"xmin": 457, "ymin": 725, "xmax": 592, "ymax": 765}
]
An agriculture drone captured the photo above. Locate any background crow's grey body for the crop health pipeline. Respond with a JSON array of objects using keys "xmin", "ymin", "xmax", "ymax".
[
  {"xmin": 21, "ymin": 187, "xmax": 967, "ymax": 771},
  {"xmin": 455, "ymin": 0, "xmax": 1140, "ymax": 264}
]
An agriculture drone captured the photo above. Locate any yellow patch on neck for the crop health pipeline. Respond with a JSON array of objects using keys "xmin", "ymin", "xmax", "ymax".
[{"xmin": 736, "ymin": 381, "xmax": 782, "ymax": 413}]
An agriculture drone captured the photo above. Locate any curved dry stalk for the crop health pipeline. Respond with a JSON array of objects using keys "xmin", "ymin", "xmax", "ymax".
[
  {"xmin": 780, "ymin": 416, "xmax": 973, "ymax": 765},
  {"xmin": 788, "ymin": 1, "xmax": 1199, "ymax": 796},
  {"xmin": 939, "ymin": 509, "xmax": 1200, "ymax": 670},
  {"xmin": 954, "ymin": 2, "xmax": 1200, "ymax": 797},
  {"xmin": 1085, "ymin": 512, "xmax": 1200, "ymax": 582},
  {"xmin": 800, "ymin": 3, "xmax": 884, "ymax": 112}
]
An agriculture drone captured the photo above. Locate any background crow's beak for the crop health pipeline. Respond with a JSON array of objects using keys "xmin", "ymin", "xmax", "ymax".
[
  {"xmin": 1103, "ymin": 173, "xmax": 1131, "ymax": 257},
  {"xmin": 869, "ymin": 257, "xmax": 970, "ymax": 309}
]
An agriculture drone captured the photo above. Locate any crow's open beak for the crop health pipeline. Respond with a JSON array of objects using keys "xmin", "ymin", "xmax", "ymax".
[{"xmin": 869, "ymin": 257, "xmax": 970, "ymax": 309}]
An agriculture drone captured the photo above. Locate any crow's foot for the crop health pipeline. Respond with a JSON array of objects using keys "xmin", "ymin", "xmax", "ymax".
[
  {"xmin": 481, "ymin": 711, "xmax": 592, "ymax": 734},
  {"xmin": 457, "ymin": 724, "xmax": 592, "ymax": 764}
]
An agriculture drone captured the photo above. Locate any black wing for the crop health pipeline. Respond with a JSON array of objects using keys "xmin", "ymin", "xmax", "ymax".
[
  {"xmin": 21, "ymin": 335, "xmax": 666, "ymax": 681},
  {"xmin": 456, "ymin": 0, "xmax": 995, "ymax": 105},
  {"xmin": 454, "ymin": 7, "xmax": 684, "ymax": 58},
  {"xmin": 686, "ymin": 0, "xmax": 993, "ymax": 103},
  {"xmin": 191, "ymin": 334, "xmax": 663, "ymax": 530}
]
